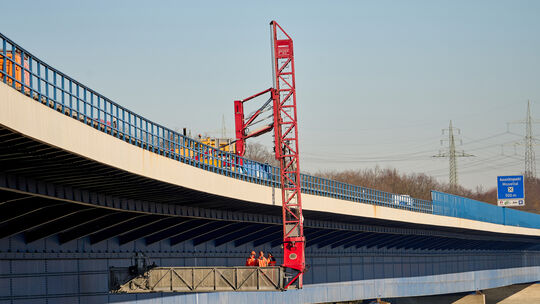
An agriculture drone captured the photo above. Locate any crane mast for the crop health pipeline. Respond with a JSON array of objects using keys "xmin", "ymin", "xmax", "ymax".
[{"xmin": 234, "ymin": 21, "xmax": 305, "ymax": 288}]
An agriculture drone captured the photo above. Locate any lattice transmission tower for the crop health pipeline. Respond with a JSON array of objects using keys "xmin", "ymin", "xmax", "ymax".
[
  {"xmin": 433, "ymin": 121, "xmax": 473, "ymax": 190},
  {"xmin": 508, "ymin": 101, "xmax": 540, "ymax": 180},
  {"xmin": 525, "ymin": 101, "xmax": 537, "ymax": 179}
]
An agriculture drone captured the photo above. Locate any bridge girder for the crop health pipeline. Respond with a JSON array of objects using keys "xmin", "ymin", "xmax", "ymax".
[
  {"xmin": 145, "ymin": 219, "xmax": 212, "ymax": 246},
  {"xmin": 214, "ymin": 224, "xmax": 273, "ymax": 247},
  {"xmin": 234, "ymin": 225, "xmax": 282, "ymax": 247},
  {"xmin": 192, "ymin": 222, "xmax": 253, "ymax": 246},
  {"xmin": 24, "ymin": 208, "xmax": 111, "ymax": 243},
  {"xmin": 118, "ymin": 217, "xmax": 189, "ymax": 245},
  {"xmin": 89, "ymin": 214, "xmax": 165, "ymax": 245},
  {"xmin": 59, "ymin": 212, "xmax": 142, "ymax": 244},
  {"xmin": 2, "ymin": 184, "xmax": 539, "ymax": 253},
  {"xmin": 317, "ymin": 231, "xmax": 359, "ymax": 249},
  {"xmin": 170, "ymin": 221, "xmax": 234, "ymax": 246}
]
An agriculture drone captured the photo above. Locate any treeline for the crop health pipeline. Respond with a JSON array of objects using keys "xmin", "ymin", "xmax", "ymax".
[
  {"xmin": 244, "ymin": 143, "xmax": 540, "ymax": 214},
  {"xmin": 317, "ymin": 167, "xmax": 540, "ymax": 214}
]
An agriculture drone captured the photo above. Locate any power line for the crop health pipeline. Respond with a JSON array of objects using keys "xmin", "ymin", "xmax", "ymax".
[
  {"xmin": 425, "ymin": 155, "xmax": 505, "ymax": 175},
  {"xmin": 431, "ymin": 160, "xmax": 523, "ymax": 178},
  {"xmin": 460, "ymin": 131, "xmax": 519, "ymax": 146}
]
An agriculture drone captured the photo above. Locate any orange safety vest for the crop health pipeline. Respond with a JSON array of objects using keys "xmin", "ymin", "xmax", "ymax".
[
  {"xmin": 246, "ymin": 257, "xmax": 256, "ymax": 266},
  {"xmin": 257, "ymin": 257, "xmax": 268, "ymax": 267}
]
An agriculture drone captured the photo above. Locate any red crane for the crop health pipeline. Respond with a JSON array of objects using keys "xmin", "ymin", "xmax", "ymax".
[{"xmin": 234, "ymin": 21, "xmax": 305, "ymax": 289}]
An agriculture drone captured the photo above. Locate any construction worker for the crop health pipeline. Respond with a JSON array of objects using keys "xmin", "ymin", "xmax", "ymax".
[
  {"xmin": 267, "ymin": 253, "xmax": 276, "ymax": 266},
  {"xmin": 245, "ymin": 251, "xmax": 257, "ymax": 266},
  {"xmin": 257, "ymin": 251, "xmax": 268, "ymax": 267}
]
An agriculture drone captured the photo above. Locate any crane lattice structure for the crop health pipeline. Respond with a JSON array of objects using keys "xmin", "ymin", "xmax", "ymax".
[
  {"xmin": 233, "ymin": 21, "xmax": 305, "ymax": 289},
  {"xmin": 433, "ymin": 120, "xmax": 473, "ymax": 190}
]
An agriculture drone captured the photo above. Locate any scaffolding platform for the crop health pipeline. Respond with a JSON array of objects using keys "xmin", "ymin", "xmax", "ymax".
[{"xmin": 109, "ymin": 266, "xmax": 285, "ymax": 293}]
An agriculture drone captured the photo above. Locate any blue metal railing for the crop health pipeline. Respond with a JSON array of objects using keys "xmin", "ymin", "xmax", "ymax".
[
  {"xmin": 0, "ymin": 32, "xmax": 433, "ymax": 214},
  {"xmin": 432, "ymin": 191, "xmax": 540, "ymax": 229}
]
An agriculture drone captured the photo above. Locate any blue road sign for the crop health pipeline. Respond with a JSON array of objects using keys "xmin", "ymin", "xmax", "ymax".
[{"xmin": 497, "ymin": 175, "xmax": 525, "ymax": 207}]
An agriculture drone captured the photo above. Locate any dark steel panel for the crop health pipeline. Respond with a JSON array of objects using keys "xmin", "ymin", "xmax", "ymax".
[
  {"xmin": 118, "ymin": 217, "xmax": 190, "ymax": 245},
  {"xmin": 234, "ymin": 226, "xmax": 282, "ymax": 247},
  {"xmin": 316, "ymin": 231, "xmax": 358, "ymax": 249},
  {"xmin": 390, "ymin": 235, "xmax": 426, "ymax": 249},
  {"xmin": 331, "ymin": 232, "xmax": 375, "ymax": 249},
  {"xmin": 424, "ymin": 238, "xmax": 459, "ymax": 250},
  {"xmin": 0, "ymin": 203, "xmax": 84, "ymax": 239},
  {"xmin": 58, "ymin": 212, "xmax": 141, "ymax": 244},
  {"xmin": 305, "ymin": 230, "xmax": 341, "ymax": 247},
  {"xmin": 369, "ymin": 234, "xmax": 406, "ymax": 249},
  {"xmin": 169, "ymin": 221, "xmax": 231, "ymax": 246},
  {"xmin": 24, "ymin": 208, "xmax": 111, "ymax": 243},
  {"xmin": 427, "ymin": 238, "xmax": 458, "ymax": 250},
  {"xmin": 192, "ymin": 222, "xmax": 249, "ymax": 246},
  {"xmin": 343, "ymin": 233, "xmax": 381, "ymax": 249},
  {"xmin": 254, "ymin": 230, "xmax": 282, "ymax": 247},
  {"xmin": 0, "ymin": 192, "xmax": 33, "ymax": 205},
  {"xmin": 144, "ymin": 219, "xmax": 211, "ymax": 245},
  {"xmin": 89, "ymin": 214, "xmax": 166, "ymax": 244},
  {"xmin": 214, "ymin": 224, "xmax": 274, "ymax": 247},
  {"xmin": 0, "ymin": 197, "xmax": 58, "ymax": 224}
]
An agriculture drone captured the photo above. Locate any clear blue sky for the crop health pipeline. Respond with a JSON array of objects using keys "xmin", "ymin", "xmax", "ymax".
[{"xmin": 2, "ymin": 0, "xmax": 540, "ymax": 191}]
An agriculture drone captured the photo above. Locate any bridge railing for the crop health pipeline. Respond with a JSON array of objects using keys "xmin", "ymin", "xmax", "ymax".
[
  {"xmin": 0, "ymin": 32, "xmax": 433, "ymax": 214},
  {"xmin": 432, "ymin": 191, "xmax": 540, "ymax": 229}
]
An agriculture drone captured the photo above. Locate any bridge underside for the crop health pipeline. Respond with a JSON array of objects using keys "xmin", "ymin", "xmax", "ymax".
[
  {"xmin": 2, "ymin": 186, "xmax": 540, "ymax": 253},
  {"xmin": 2, "ymin": 124, "xmax": 540, "ymax": 252},
  {"xmin": 1, "ymin": 124, "xmax": 540, "ymax": 302}
]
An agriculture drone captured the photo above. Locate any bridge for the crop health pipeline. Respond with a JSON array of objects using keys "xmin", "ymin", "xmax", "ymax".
[{"xmin": 1, "ymin": 32, "xmax": 540, "ymax": 303}]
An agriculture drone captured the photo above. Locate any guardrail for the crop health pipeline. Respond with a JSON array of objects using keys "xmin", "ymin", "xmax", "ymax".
[
  {"xmin": 0, "ymin": 32, "xmax": 433, "ymax": 214},
  {"xmin": 432, "ymin": 191, "xmax": 540, "ymax": 229}
]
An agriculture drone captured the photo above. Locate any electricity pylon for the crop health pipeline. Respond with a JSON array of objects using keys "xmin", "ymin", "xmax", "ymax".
[
  {"xmin": 433, "ymin": 120, "xmax": 473, "ymax": 190},
  {"xmin": 508, "ymin": 100, "xmax": 540, "ymax": 180},
  {"xmin": 525, "ymin": 101, "xmax": 537, "ymax": 179}
]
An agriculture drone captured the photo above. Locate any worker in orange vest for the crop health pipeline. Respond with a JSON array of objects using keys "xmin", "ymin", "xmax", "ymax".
[
  {"xmin": 245, "ymin": 251, "xmax": 257, "ymax": 266},
  {"xmin": 267, "ymin": 253, "xmax": 276, "ymax": 266},
  {"xmin": 257, "ymin": 251, "xmax": 268, "ymax": 267}
]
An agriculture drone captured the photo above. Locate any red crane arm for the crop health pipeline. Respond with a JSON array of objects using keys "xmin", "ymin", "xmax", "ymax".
[
  {"xmin": 270, "ymin": 21, "xmax": 305, "ymax": 289},
  {"xmin": 233, "ymin": 21, "xmax": 305, "ymax": 289}
]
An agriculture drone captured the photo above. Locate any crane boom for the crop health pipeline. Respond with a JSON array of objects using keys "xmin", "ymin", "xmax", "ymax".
[
  {"xmin": 234, "ymin": 21, "xmax": 305, "ymax": 288},
  {"xmin": 270, "ymin": 21, "xmax": 305, "ymax": 288}
]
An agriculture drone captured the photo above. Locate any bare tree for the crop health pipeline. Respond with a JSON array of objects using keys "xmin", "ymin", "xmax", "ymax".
[{"xmin": 244, "ymin": 142, "xmax": 279, "ymax": 166}]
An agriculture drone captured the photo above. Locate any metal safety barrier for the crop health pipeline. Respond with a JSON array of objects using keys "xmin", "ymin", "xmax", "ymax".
[
  {"xmin": 432, "ymin": 191, "xmax": 540, "ymax": 229},
  {"xmin": 0, "ymin": 32, "xmax": 433, "ymax": 214},
  {"xmin": 109, "ymin": 266, "xmax": 284, "ymax": 293}
]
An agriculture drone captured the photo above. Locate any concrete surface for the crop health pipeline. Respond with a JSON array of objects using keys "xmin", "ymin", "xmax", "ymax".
[{"xmin": 484, "ymin": 283, "xmax": 540, "ymax": 304}]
